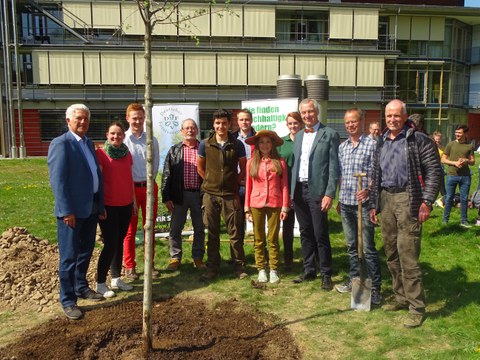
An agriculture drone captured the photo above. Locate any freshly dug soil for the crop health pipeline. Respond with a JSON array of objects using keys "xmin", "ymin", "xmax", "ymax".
[{"xmin": 0, "ymin": 228, "xmax": 301, "ymax": 359}]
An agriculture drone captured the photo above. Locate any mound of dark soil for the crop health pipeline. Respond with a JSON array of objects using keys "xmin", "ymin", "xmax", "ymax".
[{"xmin": 2, "ymin": 297, "xmax": 301, "ymax": 359}]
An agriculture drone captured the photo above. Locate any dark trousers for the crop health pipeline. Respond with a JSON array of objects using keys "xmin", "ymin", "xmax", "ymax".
[
  {"xmin": 98, "ymin": 204, "xmax": 133, "ymax": 283},
  {"xmin": 282, "ymin": 208, "xmax": 296, "ymax": 266},
  {"xmin": 57, "ymin": 213, "xmax": 98, "ymax": 307},
  {"xmin": 293, "ymin": 182, "xmax": 332, "ymax": 277}
]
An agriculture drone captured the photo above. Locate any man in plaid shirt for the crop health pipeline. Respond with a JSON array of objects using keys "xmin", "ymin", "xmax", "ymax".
[
  {"xmin": 161, "ymin": 119, "xmax": 205, "ymax": 271},
  {"xmin": 336, "ymin": 108, "xmax": 382, "ymax": 305}
]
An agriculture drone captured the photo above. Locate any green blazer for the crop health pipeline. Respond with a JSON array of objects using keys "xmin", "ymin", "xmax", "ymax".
[{"xmin": 290, "ymin": 123, "xmax": 340, "ymax": 201}]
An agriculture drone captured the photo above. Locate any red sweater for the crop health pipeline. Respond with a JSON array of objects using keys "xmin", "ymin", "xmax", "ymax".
[{"xmin": 96, "ymin": 148, "xmax": 134, "ymax": 206}]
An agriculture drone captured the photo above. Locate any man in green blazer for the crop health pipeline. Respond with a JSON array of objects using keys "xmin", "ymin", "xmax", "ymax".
[{"xmin": 290, "ymin": 98, "xmax": 340, "ymax": 290}]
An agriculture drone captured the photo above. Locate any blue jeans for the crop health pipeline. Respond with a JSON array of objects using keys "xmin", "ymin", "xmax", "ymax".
[
  {"xmin": 443, "ymin": 175, "xmax": 471, "ymax": 223},
  {"xmin": 340, "ymin": 203, "xmax": 381, "ymax": 289},
  {"xmin": 57, "ymin": 213, "xmax": 98, "ymax": 307}
]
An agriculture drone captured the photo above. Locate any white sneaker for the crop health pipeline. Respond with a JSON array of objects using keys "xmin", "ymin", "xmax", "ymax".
[
  {"xmin": 96, "ymin": 283, "xmax": 116, "ymax": 298},
  {"xmin": 111, "ymin": 277, "xmax": 133, "ymax": 291},
  {"xmin": 269, "ymin": 270, "xmax": 280, "ymax": 284},
  {"xmin": 258, "ymin": 269, "xmax": 268, "ymax": 283}
]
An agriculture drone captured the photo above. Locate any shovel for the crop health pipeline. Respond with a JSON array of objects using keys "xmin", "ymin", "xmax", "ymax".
[{"xmin": 351, "ymin": 172, "xmax": 372, "ymax": 311}]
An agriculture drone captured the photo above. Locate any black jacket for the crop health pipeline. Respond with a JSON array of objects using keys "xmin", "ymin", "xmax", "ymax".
[
  {"xmin": 369, "ymin": 121, "xmax": 442, "ymax": 218},
  {"xmin": 161, "ymin": 141, "xmax": 201, "ymax": 205}
]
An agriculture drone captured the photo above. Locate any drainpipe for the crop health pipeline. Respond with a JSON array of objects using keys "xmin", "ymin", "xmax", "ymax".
[
  {"xmin": 11, "ymin": 0, "xmax": 25, "ymax": 158},
  {"xmin": 3, "ymin": 0, "xmax": 17, "ymax": 158}
]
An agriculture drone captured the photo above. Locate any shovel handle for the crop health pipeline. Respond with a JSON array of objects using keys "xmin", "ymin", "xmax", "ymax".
[{"xmin": 353, "ymin": 173, "xmax": 367, "ymax": 261}]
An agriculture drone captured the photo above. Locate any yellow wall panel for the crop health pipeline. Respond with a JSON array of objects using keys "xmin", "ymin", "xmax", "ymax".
[
  {"xmin": 390, "ymin": 16, "xmax": 411, "ymax": 40},
  {"xmin": 32, "ymin": 51, "xmax": 49, "ymax": 84},
  {"xmin": 295, "ymin": 55, "xmax": 326, "ymax": 81},
  {"xmin": 248, "ymin": 54, "xmax": 278, "ymax": 86},
  {"xmin": 330, "ymin": 8, "xmax": 353, "ymax": 39},
  {"xmin": 211, "ymin": 5, "xmax": 243, "ymax": 37},
  {"xmin": 63, "ymin": 2, "xmax": 91, "ymax": 28},
  {"xmin": 185, "ymin": 54, "xmax": 216, "ymax": 85},
  {"xmin": 49, "ymin": 51, "xmax": 83, "ymax": 84},
  {"xmin": 122, "ymin": 3, "xmax": 177, "ymax": 35},
  {"xmin": 279, "ymin": 55, "xmax": 295, "ymax": 75},
  {"xmin": 136, "ymin": 52, "xmax": 184, "ymax": 85},
  {"xmin": 101, "ymin": 52, "xmax": 134, "ymax": 85},
  {"xmin": 327, "ymin": 56, "xmax": 356, "ymax": 87},
  {"xmin": 178, "ymin": 4, "xmax": 210, "ymax": 36},
  {"xmin": 353, "ymin": 9, "xmax": 378, "ymax": 40},
  {"xmin": 84, "ymin": 52, "xmax": 100, "ymax": 84},
  {"xmin": 92, "ymin": 2, "xmax": 120, "ymax": 29},
  {"xmin": 244, "ymin": 6, "xmax": 275, "ymax": 37},
  {"xmin": 357, "ymin": 57, "xmax": 384, "ymax": 87},
  {"xmin": 411, "ymin": 17, "xmax": 429, "ymax": 41},
  {"xmin": 430, "ymin": 17, "xmax": 445, "ymax": 41},
  {"xmin": 218, "ymin": 54, "xmax": 247, "ymax": 85}
]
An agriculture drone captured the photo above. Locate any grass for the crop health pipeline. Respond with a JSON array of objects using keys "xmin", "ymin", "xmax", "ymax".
[{"xmin": 1, "ymin": 157, "xmax": 480, "ymax": 358}]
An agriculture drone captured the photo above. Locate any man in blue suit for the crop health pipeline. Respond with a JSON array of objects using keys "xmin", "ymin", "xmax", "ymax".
[
  {"xmin": 48, "ymin": 104, "xmax": 105, "ymax": 320},
  {"xmin": 290, "ymin": 98, "xmax": 340, "ymax": 290}
]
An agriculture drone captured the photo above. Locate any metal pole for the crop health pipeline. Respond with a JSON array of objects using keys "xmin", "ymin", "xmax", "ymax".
[
  {"xmin": 0, "ymin": 0, "xmax": 7, "ymax": 157},
  {"xmin": 11, "ymin": 0, "xmax": 25, "ymax": 158},
  {"xmin": 3, "ymin": 0, "xmax": 17, "ymax": 158}
]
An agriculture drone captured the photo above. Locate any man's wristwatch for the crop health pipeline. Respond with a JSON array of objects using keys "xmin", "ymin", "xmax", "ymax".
[{"xmin": 422, "ymin": 200, "xmax": 433, "ymax": 210}]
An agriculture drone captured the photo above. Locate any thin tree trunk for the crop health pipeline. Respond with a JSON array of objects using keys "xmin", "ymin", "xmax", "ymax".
[{"xmin": 142, "ymin": 14, "xmax": 154, "ymax": 358}]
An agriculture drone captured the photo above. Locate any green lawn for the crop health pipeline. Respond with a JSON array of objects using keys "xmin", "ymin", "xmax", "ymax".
[{"xmin": 1, "ymin": 157, "xmax": 480, "ymax": 359}]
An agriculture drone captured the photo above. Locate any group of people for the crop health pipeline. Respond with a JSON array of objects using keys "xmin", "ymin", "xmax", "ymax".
[
  {"xmin": 49, "ymin": 98, "xmax": 445, "ymax": 329},
  {"xmin": 48, "ymin": 103, "xmax": 159, "ymax": 320}
]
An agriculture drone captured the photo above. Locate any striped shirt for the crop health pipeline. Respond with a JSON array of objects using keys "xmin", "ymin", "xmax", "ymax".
[
  {"xmin": 339, "ymin": 135, "xmax": 376, "ymax": 206},
  {"xmin": 183, "ymin": 141, "xmax": 201, "ymax": 190}
]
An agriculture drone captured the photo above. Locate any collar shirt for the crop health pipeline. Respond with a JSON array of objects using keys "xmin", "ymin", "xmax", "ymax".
[
  {"xmin": 124, "ymin": 129, "xmax": 159, "ymax": 182},
  {"xmin": 298, "ymin": 122, "xmax": 321, "ymax": 182},
  {"xmin": 237, "ymin": 130, "xmax": 254, "ymax": 160},
  {"xmin": 380, "ymin": 126, "xmax": 408, "ymax": 188},
  {"xmin": 71, "ymin": 131, "xmax": 99, "ymax": 193},
  {"xmin": 339, "ymin": 135, "xmax": 376, "ymax": 205},
  {"xmin": 183, "ymin": 141, "xmax": 201, "ymax": 190}
]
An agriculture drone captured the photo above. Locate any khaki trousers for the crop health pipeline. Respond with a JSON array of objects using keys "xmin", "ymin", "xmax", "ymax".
[{"xmin": 251, "ymin": 207, "xmax": 281, "ymax": 271}]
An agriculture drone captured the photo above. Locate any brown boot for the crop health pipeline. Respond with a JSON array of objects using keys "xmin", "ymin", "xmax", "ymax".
[{"xmin": 125, "ymin": 268, "xmax": 139, "ymax": 280}]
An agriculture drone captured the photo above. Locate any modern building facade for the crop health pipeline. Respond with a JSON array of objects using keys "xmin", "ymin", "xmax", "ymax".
[{"xmin": 1, "ymin": 0, "xmax": 480, "ymax": 157}]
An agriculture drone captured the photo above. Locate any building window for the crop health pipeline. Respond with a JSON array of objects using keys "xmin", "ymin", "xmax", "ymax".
[{"xmin": 276, "ymin": 10, "xmax": 328, "ymax": 44}]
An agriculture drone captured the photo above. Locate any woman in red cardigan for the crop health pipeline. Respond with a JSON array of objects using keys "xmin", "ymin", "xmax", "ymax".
[{"xmin": 244, "ymin": 130, "xmax": 289, "ymax": 284}]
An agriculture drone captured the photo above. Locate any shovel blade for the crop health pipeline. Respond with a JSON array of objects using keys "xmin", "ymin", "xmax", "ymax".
[{"xmin": 351, "ymin": 276, "xmax": 372, "ymax": 311}]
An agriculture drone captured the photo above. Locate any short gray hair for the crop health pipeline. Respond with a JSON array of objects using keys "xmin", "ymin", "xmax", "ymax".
[
  {"xmin": 299, "ymin": 98, "xmax": 320, "ymax": 113},
  {"xmin": 66, "ymin": 104, "xmax": 90, "ymax": 120},
  {"xmin": 181, "ymin": 118, "xmax": 198, "ymax": 130}
]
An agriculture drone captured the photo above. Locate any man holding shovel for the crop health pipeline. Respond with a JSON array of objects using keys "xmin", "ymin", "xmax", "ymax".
[
  {"xmin": 369, "ymin": 99, "xmax": 442, "ymax": 328},
  {"xmin": 336, "ymin": 108, "xmax": 382, "ymax": 306}
]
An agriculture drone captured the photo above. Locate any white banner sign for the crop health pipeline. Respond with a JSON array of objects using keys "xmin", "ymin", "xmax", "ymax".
[
  {"xmin": 241, "ymin": 98, "xmax": 299, "ymax": 137},
  {"xmin": 152, "ymin": 103, "xmax": 199, "ymax": 170}
]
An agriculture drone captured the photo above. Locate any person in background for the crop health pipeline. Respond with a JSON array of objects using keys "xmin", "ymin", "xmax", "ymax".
[
  {"xmin": 290, "ymin": 98, "xmax": 340, "ymax": 290},
  {"xmin": 336, "ymin": 108, "xmax": 382, "ymax": 305},
  {"xmin": 197, "ymin": 109, "xmax": 247, "ymax": 280},
  {"xmin": 409, "ymin": 113, "xmax": 428, "ymax": 135},
  {"xmin": 231, "ymin": 109, "xmax": 256, "ymax": 259},
  {"xmin": 161, "ymin": 119, "xmax": 205, "ymax": 271},
  {"xmin": 369, "ymin": 121, "xmax": 381, "ymax": 140},
  {"xmin": 277, "ymin": 112, "xmax": 303, "ymax": 270},
  {"xmin": 432, "ymin": 131, "xmax": 446, "ymax": 205},
  {"xmin": 123, "ymin": 103, "xmax": 160, "ymax": 280},
  {"xmin": 442, "ymin": 125, "xmax": 475, "ymax": 227},
  {"xmin": 369, "ymin": 99, "xmax": 442, "ymax": 328},
  {"xmin": 245, "ymin": 130, "xmax": 289, "ymax": 284},
  {"xmin": 48, "ymin": 103, "xmax": 105, "ymax": 320},
  {"xmin": 95, "ymin": 122, "xmax": 135, "ymax": 298}
]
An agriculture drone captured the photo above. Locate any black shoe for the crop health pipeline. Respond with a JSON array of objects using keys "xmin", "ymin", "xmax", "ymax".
[
  {"xmin": 79, "ymin": 289, "xmax": 104, "ymax": 301},
  {"xmin": 292, "ymin": 272, "xmax": 316, "ymax": 284},
  {"xmin": 63, "ymin": 305, "xmax": 83, "ymax": 320},
  {"xmin": 321, "ymin": 276, "xmax": 333, "ymax": 291},
  {"xmin": 371, "ymin": 288, "xmax": 383, "ymax": 305}
]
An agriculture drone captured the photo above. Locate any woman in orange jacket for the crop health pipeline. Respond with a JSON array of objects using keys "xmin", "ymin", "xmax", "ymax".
[{"xmin": 244, "ymin": 130, "xmax": 290, "ymax": 284}]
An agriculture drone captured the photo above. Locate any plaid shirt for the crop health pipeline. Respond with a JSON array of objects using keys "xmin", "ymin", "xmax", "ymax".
[
  {"xmin": 183, "ymin": 141, "xmax": 201, "ymax": 190},
  {"xmin": 339, "ymin": 135, "xmax": 376, "ymax": 206}
]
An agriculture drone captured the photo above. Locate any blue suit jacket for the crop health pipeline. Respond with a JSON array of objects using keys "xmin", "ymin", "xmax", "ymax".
[
  {"xmin": 290, "ymin": 123, "xmax": 340, "ymax": 201},
  {"xmin": 48, "ymin": 131, "xmax": 104, "ymax": 218}
]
